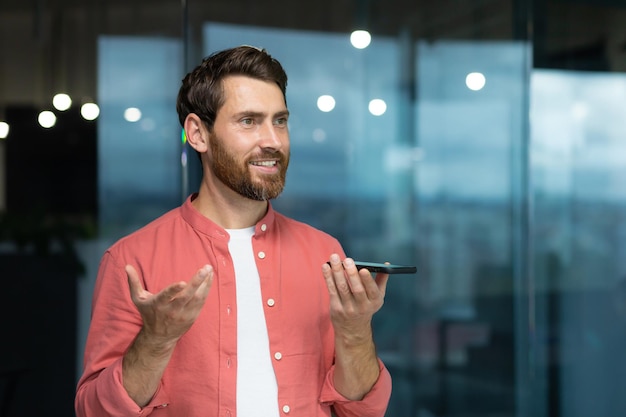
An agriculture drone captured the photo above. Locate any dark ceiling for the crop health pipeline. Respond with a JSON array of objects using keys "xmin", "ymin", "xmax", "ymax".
[{"xmin": 0, "ymin": 0, "xmax": 625, "ymax": 109}]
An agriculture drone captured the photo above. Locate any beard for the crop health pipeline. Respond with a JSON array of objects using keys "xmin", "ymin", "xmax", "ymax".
[{"xmin": 209, "ymin": 134, "xmax": 289, "ymax": 201}]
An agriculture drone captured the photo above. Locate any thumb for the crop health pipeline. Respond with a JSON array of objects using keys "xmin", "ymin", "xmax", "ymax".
[
  {"xmin": 376, "ymin": 273, "xmax": 390, "ymax": 298},
  {"xmin": 125, "ymin": 264, "xmax": 145, "ymax": 302}
]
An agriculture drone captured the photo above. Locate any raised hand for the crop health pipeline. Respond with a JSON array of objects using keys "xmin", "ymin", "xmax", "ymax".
[
  {"xmin": 322, "ymin": 254, "xmax": 388, "ymax": 340},
  {"xmin": 322, "ymin": 254, "xmax": 389, "ymax": 400},
  {"xmin": 122, "ymin": 264, "xmax": 214, "ymax": 406},
  {"xmin": 126, "ymin": 264, "xmax": 214, "ymax": 348}
]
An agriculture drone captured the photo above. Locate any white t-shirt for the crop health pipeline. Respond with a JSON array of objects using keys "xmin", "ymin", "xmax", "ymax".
[{"xmin": 227, "ymin": 227, "xmax": 279, "ymax": 417}]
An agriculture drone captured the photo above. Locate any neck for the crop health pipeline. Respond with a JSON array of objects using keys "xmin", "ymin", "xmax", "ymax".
[{"xmin": 191, "ymin": 180, "xmax": 269, "ymax": 229}]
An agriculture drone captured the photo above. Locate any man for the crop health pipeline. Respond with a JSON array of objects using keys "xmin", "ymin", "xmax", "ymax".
[{"xmin": 75, "ymin": 45, "xmax": 392, "ymax": 417}]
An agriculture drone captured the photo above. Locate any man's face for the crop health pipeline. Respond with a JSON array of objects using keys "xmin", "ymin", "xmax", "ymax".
[{"xmin": 208, "ymin": 75, "xmax": 290, "ymax": 201}]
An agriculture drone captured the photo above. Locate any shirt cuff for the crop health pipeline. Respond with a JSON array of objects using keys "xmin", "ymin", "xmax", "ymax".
[
  {"xmin": 92, "ymin": 358, "xmax": 171, "ymax": 416},
  {"xmin": 319, "ymin": 358, "xmax": 392, "ymax": 416}
]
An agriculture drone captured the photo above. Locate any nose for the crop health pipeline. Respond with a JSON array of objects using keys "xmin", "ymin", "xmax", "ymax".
[{"xmin": 258, "ymin": 120, "xmax": 286, "ymax": 150}]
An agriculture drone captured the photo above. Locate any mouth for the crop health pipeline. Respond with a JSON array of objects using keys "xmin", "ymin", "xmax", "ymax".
[
  {"xmin": 249, "ymin": 160, "xmax": 278, "ymax": 168},
  {"xmin": 250, "ymin": 160, "xmax": 278, "ymax": 167}
]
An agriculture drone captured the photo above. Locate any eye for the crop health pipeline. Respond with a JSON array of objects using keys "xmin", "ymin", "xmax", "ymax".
[
  {"xmin": 241, "ymin": 118, "xmax": 254, "ymax": 126},
  {"xmin": 274, "ymin": 117, "xmax": 288, "ymax": 127}
]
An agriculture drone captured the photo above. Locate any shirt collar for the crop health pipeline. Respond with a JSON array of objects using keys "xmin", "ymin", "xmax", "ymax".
[{"xmin": 180, "ymin": 193, "xmax": 276, "ymax": 240}]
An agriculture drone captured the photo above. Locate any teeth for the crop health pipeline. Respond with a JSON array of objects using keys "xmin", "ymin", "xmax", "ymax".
[{"xmin": 251, "ymin": 161, "xmax": 276, "ymax": 166}]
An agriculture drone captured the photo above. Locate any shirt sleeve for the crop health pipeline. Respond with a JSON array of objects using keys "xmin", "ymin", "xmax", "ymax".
[
  {"xmin": 75, "ymin": 357, "xmax": 171, "ymax": 417},
  {"xmin": 74, "ymin": 250, "xmax": 171, "ymax": 417},
  {"xmin": 318, "ymin": 358, "xmax": 392, "ymax": 417}
]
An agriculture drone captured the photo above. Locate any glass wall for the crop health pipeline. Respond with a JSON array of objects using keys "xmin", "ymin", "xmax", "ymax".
[
  {"xmin": 2, "ymin": 1, "xmax": 626, "ymax": 416},
  {"xmin": 531, "ymin": 69, "xmax": 626, "ymax": 417}
]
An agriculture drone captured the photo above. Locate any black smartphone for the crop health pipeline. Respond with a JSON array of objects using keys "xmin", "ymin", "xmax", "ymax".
[
  {"xmin": 354, "ymin": 261, "xmax": 417, "ymax": 274},
  {"xmin": 326, "ymin": 261, "xmax": 417, "ymax": 274}
]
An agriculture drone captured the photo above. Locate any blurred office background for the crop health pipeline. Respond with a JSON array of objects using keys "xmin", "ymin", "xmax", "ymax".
[{"xmin": 1, "ymin": 0, "xmax": 626, "ymax": 416}]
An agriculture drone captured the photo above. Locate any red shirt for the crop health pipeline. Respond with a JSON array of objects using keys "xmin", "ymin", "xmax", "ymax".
[{"xmin": 75, "ymin": 195, "xmax": 392, "ymax": 417}]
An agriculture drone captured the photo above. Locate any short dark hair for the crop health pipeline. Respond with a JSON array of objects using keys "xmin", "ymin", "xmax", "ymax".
[{"xmin": 176, "ymin": 45, "xmax": 288, "ymax": 131}]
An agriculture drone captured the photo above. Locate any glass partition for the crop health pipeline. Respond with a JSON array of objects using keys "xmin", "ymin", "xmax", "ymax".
[
  {"xmin": 97, "ymin": 36, "xmax": 183, "ymax": 238},
  {"xmin": 531, "ymin": 69, "xmax": 626, "ymax": 417},
  {"xmin": 413, "ymin": 39, "xmax": 530, "ymax": 417}
]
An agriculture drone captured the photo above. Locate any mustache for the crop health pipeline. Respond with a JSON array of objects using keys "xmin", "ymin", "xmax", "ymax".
[{"xmin": 248, "ymin": 150, "xmax": 289, "ymax": 164}]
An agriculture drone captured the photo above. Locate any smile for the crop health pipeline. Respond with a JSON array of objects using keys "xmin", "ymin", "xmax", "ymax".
[{"xmin": 250, "ymin": 160, "xmax": 277, "ymax": 167}]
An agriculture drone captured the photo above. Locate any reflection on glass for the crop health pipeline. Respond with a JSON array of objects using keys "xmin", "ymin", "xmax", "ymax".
[
  {"xmin": 531, "ymin": 69, "xmax": 626, "ymax": 417},
  {"xmin": 413, "ymin": 39, "xmax": 529, "ymax": 417},
  {"xmin": 124, "ymin": 107, "xmax": 142, "ymax": 122},
  {"xmin": 97, "ymin": 36, "xmax": 182, "ymax": 237}
]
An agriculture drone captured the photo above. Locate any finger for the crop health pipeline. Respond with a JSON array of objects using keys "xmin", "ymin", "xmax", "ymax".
[
  {"xmin": 323, "ymin": 254, "xmax": 350, "ymax": 307},
  {"xmin": 126, "ymin": 264, "xmax": 148, "ymax": 303},
  {"xmin": 187, "ymin": 265, "xmax": 214, "ymax": 301},
  {"xmin": 375, "ymin": 272, "xmax": 390, "ymax": 298},
  {"xmin": 189, "ymin": 265, "xmax": 213, "ymax": 289},
  {"xmin": 343, "ymin": 258, "xmax": 369, "ymax": 301},
  {"xmin": 330, "ymin": 254, "xmax": 353, "ymax": 301},
  {"xmin": 358, "ymin": 267, "xmax": 389, "ymax": 302},
  {"xmin": 356, "ymin": 267, "xmax": 382, "ymax": 300},
  {"xmin": 374, "ymin": 261, "xmax": 392, "ymax": 298},
  {"xmin": 154, "ymin": 280, "xmax": 188, "ymax": 305},
  {"xmin": 322, "ymin": 257, "xmax": 339, "ymax": 298},
  {"xmin": 165, "ymin": 265, "xmax": 213, "ymax": 306}
]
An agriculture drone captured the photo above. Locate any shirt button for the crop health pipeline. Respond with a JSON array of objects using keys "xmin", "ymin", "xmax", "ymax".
[
  {"xmin": 226, "ymin": 357, "xmax": 231, "ymax": 368},
  {"xmin": 274, "ymin": 352, "xmax": 282, "ymax": 360},
  {"xmin": 282, "ymin": 405, "xmax": 290, "ymax": 413},
  {"xmin": 261, "ymin": 223, "xmax": 267, "ymax": 231},
  {"xmin": 258, "ymin": 251, "xmax": 266, "ymax": 259},
  {"xmin": 267, "ymin": 298, "xmax": 275, "ymax": 307},
  {"xmin": 226, "ymin": 410, "xmax": 231, "ymax": 417}
]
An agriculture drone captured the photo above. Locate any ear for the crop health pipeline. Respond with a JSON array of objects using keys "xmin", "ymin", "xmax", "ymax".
[{"xmin": 184, "ymin": 113, "xmax": 209, "ymax": 154}]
